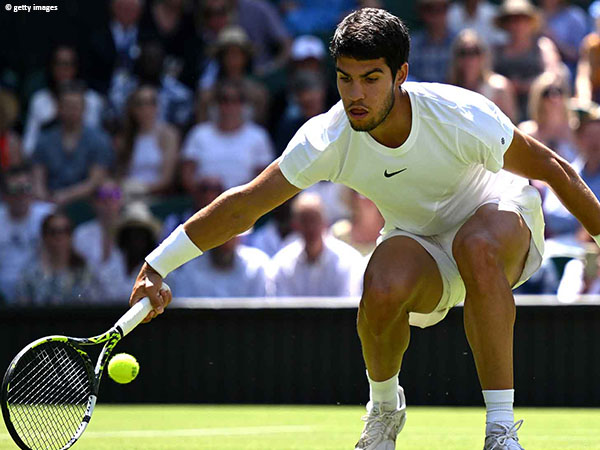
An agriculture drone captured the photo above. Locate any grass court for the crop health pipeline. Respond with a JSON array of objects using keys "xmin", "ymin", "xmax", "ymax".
[{"xmin": 2, "ymin": 404, "xmax": 600, "ymax": 449}]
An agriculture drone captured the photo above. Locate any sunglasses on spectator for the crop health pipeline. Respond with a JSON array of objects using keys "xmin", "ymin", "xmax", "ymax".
[
  {"xmin": 541, "ymin": 86, "xmax": 563, "ymax": 99},
  {"xmin": 46, "ymin": 226, "xmax": 72, "ymax": 236},
  {"xmin": 96, "ymin": 187, "xmax": 122, "ymax": 200},
  {"xmin": 457, "ymin": 47, "xmax": 482, "ymax": 57},
  {"xmin": 5, "ymin": 182, "xmax": 33, "ymax": 195}
]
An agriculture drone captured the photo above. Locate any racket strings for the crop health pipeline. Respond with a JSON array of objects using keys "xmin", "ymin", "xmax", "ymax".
[{"xmin": 6, "ymin": 341, "xmax": 93, "ymax": 450}]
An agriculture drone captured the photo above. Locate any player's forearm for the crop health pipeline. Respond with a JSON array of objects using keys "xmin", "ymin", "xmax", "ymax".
[
  {"xmin": 183, "ymin": 185, "xmax": 259, "ymax": 252},
  {"xmin": 544, "ymin": 158, "xmax": 600, "ymax": 236}
]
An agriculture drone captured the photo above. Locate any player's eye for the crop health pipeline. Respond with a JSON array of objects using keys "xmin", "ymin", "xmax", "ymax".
[
  {"xmin": 339, "ymin": 76, "xmax": 351, "ymax": 83},
  {"xmin": 365, "ymin": 77, "xmax": 379, "ymax": 83}
]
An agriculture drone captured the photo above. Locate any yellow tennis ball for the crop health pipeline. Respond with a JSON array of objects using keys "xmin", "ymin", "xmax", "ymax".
[{"xmin": 108, "ymin": 353, "xmax": 139, "ymax": 384}]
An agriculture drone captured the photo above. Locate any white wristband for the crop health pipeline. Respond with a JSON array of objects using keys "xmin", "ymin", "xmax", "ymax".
[
  {"xmin": 593, "ymin": 234, "xmax": 600, "ymax": 248},
  {"xmin": 145, "ymin": 225, "xmax": 203, "ymax": 278}
]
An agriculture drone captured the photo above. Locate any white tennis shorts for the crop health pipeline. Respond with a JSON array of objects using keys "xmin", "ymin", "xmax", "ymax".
[{"xmin": 379, "ymin": 184, "xmax": 545, "ymax": 329}]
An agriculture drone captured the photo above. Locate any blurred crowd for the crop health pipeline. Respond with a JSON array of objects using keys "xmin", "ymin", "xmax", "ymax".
[{"xmin": 1, "ymin": 0, "xmax": 600, "ymax": 306}]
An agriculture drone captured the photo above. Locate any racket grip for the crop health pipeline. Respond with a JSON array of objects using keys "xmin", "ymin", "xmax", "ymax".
[{"xmin": 115, "ymin": 298, "xmax": 153, "ymax": 337}]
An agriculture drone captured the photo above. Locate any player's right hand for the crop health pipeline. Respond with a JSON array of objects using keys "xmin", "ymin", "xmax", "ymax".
[{"xmin": 129, "ymin": 262, "xmax": 173, "ymax": 323}]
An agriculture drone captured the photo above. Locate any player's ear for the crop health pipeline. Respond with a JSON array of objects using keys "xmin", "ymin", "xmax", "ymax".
[{"xmin": 395, "ymin": 62, "xmax": 409, "ymax": 87}]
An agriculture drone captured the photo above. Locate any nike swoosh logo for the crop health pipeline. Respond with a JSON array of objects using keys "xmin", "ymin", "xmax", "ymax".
[{"xmin": 384, "ymin": 168, "xmax": 407, "ymax": 178}]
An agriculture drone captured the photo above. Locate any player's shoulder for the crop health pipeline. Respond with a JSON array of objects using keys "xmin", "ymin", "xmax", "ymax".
[
  {"xmin": 406, "ymin": 81, "xmax": 514, "ymax": 141},
  {"xmin": 293, "ymin": 101, "xmax": 350, "ymax": 150}
]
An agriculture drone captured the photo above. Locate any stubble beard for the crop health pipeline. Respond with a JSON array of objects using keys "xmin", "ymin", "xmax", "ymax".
[{"xmin": 348, "ymin": 86, "xmax": 396, "ymax": 132}]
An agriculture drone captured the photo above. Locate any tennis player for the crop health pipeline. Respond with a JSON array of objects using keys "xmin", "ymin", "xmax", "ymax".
[{"xmin": 129, "ymin": 8, "xmax": 600, "ymax": 450}]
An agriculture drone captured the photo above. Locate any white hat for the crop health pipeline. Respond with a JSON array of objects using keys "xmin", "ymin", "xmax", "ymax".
[{"xmin": 291, "ymin": 35, "xmax": 326, "ymax": 61}]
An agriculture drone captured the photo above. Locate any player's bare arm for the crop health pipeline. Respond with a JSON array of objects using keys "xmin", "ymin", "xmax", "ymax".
[
  {"xmin": 129, "ymin": 159, "xmax": 302, "ymax": 319},
  {"xmin": 503, "ymin": 127, "xmax": 600, "ymax": 236}
]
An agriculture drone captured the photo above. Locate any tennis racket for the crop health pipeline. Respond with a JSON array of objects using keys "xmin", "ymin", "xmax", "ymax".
[{"xmin": 1, "ymin": 292, "xmax": 159, "ymax": 450}]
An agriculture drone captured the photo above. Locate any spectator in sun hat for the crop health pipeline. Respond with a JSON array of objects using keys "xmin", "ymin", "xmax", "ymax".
[
  {"xmin": 575, "ymin": 1, "xmax": 600, "ymax": 104},
  {"xmin": 492, "ymin": 0, "xmax": 564, "ymax": 121},
  {"xmin": 116, "ymin": 201, "xmax": 162, "ymax": 288},
  {"xmin": 197, "ymin": 26, "xmax": 269, "ymax": 125}
]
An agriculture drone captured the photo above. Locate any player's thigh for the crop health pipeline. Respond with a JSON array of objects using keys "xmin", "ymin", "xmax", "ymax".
[
  {"xmin": 363, "ymin": 235, "xmax": 443, "ymax": 314},
  {"xmin": 452, "ymin": 203, "xmax": 531, "ymax": 286}
]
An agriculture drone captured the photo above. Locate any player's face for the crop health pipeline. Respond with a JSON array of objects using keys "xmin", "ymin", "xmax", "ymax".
[{"xmin": 336, "ymin": 57, "xmax": 399, "ymax": 132}]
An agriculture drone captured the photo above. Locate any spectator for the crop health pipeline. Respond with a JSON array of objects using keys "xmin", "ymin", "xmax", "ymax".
[
  {"xmin": 541, "ymin": 102, "xmax": 600, "ymax": 239},
  {"xmin": 246, "ymin": 198, "xmax": 300, "ymax": 257},
  {"xmin": 181, "ymin": 80, "xmax": 274, "ymax": 191},
  {"xmin": 0, "ymin": 165, "xmax": 54, "ymax": 301},
  {"xmin": 23, "ymin": 45, "xmax": 104, "ymax": 156},
  {"xmin": 576, "ymin": 1, "xmax": 600, "ymax": 104},
  {"xmin": 85, "ymin": 0, "xmax": 144, "ymax": 94},
  {"xmin": 116, "ymin": 201, "xmax": 161, "ymax": 288},
  {"xmin": 195, "ymin": 0, "xmax": 234, "ymax": 51},
  {"xmin": 197, "ymin": 26, "xmax": 269, "ymax": 125},
  {"xmin": 16, "ymin": 212, "xmax": 97, "ymax": 305},
  {"xmin": 539, "ymin": 0, "xmax": 589, "ymax": 79},
  {"xmin": 519, "ymin": 71, "xmax": 577, "ymax": 162},
  {"xmin": 331, "ymin": 189, "xmax": 384, "ymax": 256},
  {"xmin": 269, "ymin": 192, "xmax": 365, "ymax": 296},
  {"xmin": 138, "ymin": 0, "xmax": 200, "ymax": 87},
  {"xmin": 274, "ymin": 70, "xmax": 327, "ymax": 156},
  {"xmin": 492, "ymin": 0, "xmax": 563, "ymax": 121},
  {"xmin": 448, "ymin": 29, "xmax": 517, "ymax": 122},
  {"xmin": 269, "ymin": 34, "xmax": 338, "ymax": 133},
  {"xmin": 161, "ymin": 175, "xmax": 224, "ymax": 238},
  {"xmin": 117, "ymin": 85, "xmax": 179, "ymax": 198},
  {"xmin": 32, "ymin": 81, "xmax": 114, "ymax": 207},
  {"xmin": 73, "ymin": 179, "xmax": 130, "ymax": 302},
  {"xmin": 108, "ymin": 40, "xmax": 194, "ymax": 128},
  {"xmin": 232, "ymin": 0, "xmax": 292, "ymax": 77},
  {"xmin": 168, "ymin": 234, "xmax": 270, "ymax": 297},
  {"xmin": 409, "ymin": 0, "xmax": 456, "ymax": 83},
  {"xmin": 448, "ymin": 0, "xmax": 506, "ymax": 46},
  {"xmin": 279, "ymin": 0, "xmax": 355, "ymax": 36},
  {"xmin": 0, "ymin": 88, "xmax": 22, "ymax": 170}
]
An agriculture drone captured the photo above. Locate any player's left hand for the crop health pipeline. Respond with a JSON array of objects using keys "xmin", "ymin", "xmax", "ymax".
[{"xmin": 129, "ymin": 262, "xmax": 172, "ymax": 323}]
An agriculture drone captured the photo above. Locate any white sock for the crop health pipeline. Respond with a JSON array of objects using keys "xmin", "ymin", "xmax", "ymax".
[
  {"xmin": 367, "ymin": 370, "xmax": 400, "ymax": 411},
  {"xmin": 483, "ymin": 389, "xmax": 515, "ymax": 433}
]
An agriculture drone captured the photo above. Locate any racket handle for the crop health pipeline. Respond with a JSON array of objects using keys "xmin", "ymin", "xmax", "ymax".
[{"xmin": 115, "ymin": 297, "xmax": 153, "ymax": 337}]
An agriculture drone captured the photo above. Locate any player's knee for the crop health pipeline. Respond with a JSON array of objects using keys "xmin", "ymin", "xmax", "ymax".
[
  {"xmin": 359, "ymin": 271, "xmax": 417, "ymax": 335},
  {"xmin": 453, "ymin": 232, "xmax": 501, "ymax": 276}
]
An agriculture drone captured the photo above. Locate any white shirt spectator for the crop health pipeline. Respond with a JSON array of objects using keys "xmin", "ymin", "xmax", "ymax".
[
  {"xmin": 448, "ymin": 1, "xmax": 506, "ymax": 46},
  {"xmin": 246, "ymin": 221, "xmax": 300, "ymax": 257},
  {"xmin": 168, "ymin": 245, "xmax": 270, "ymax": 297},
  {"xmin": 128, "ymin": 131, "xmax": 164, "ymax": 185},
  {"xmin": 269, "ymin": 234, "xmax": 365, "ymax": 297},
  {"xmin": 73, "ymin": 220, "xmax": 131, "ymax": 302},
  {"xmin": 182, "ymin": 122, "xmax": 273, "ymax": 188},
  {"xmin": 0, "ymin": 202, "xmax": 54, "ymax": 301},
  {"xmin": 23, "ymin": 88, "xmax": 105, "ymax": 155}
]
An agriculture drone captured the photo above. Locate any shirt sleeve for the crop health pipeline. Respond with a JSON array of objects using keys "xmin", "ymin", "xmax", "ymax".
[
  {"xmin": 278, "ymin": 112, "xmax": 343, "ymax": 189},
  {"xmin": 456, "ymin": 94, "xmax": 515, "ymax": 173}
]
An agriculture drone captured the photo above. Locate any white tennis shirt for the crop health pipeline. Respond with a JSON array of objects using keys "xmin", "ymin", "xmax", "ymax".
[{"xmin": 279, "ymin": 82, "xmax": 526, "ymax": 236}]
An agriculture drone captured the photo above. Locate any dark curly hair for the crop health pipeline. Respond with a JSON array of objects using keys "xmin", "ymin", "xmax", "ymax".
[{"xmin": 329, "ymin": 8, "xmax": 410, "ymax": 78}]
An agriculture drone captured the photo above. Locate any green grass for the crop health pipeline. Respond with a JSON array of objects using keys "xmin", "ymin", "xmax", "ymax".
[{"xmin": 1, "ymin": 405, "xmax": 600, "ymax": 449}]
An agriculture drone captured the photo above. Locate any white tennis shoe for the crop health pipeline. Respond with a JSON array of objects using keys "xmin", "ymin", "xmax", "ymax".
[
  {"xmin": 484, "ymin": 420, "xmax": 525, "ymax": 449},
  {"xmin": 354, "ymin": 387, "xmax": 407, "ymax": 450}
]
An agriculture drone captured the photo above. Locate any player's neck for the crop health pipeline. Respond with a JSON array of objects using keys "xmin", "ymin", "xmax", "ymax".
[{"xmin": 368, "ymin": 88, "xmax": 412, "ymax": 148}]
